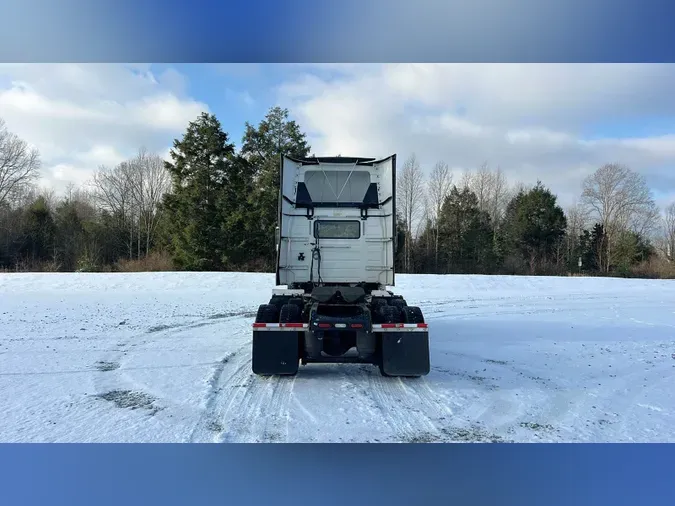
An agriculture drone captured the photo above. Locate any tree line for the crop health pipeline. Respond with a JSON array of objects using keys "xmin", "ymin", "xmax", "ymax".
[
  {"xmin": 396, "ymin": 154, "xmax": 673, "ymax": 278},
  {"xmin": 1, "ymin": 109, "xmax": 674, "ymax": 278}
]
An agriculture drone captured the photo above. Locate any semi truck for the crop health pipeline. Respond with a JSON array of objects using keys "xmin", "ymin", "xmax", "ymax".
[{"xmin": 251, "ymin": 154, "xmax": 430, "ymax": 377}]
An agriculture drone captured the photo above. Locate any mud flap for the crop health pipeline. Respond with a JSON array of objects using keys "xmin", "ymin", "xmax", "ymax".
[
  {"xmin": 380, "ymin": 331, "xmax": 430, "ymax": 377},
  {"xmin": 252, "ymin": 330, "xmax": 300, "ymax": 375}
]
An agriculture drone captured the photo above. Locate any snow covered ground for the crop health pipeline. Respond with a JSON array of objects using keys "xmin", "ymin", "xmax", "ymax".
[{"xmin": 1, "ymin": 272, "xmax": 674, "ymax": 443}]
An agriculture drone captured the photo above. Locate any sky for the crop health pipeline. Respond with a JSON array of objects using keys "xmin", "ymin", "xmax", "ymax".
[{"xmin": 1, "ymin": 63, "xmax": 675, "ymax": 209}]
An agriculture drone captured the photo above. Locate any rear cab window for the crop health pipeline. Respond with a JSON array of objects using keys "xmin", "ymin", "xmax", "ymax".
[{"xmin": 314, "ymin": 220, "xmax": 361, "ymax": 239}]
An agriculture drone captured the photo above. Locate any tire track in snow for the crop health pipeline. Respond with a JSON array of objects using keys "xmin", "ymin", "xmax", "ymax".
[
  {"xmin": 187, "ymin": 332, "xmax": 298, "ymax": 444},
  {"xmin": 85, "ymin": 307, "xmax": 255, "ymax": 440},
  {"xmin": 188, "ymin": 348, "xmax": 253, "ymax": 442},
  {"xmin": 90, "ymin": 309, "xmax": 256, "ymax": 381},
  {"xmin": 144, "ymin": 309, "xmax": 257, "ymax": 339},
  {"xmin": 353, "ymin": 366, "xmax": 448, "ymax": 442},
  {"xmin": 217, "ymin": 373, "xmax": 297, "ymax": 443},
  {"xmin": 90, "ymin": 328, "xmax": 246, "ymax": 428},
  {"xmin": 420, "ymin": 293, "xmax": 643, "ymax": 321}
]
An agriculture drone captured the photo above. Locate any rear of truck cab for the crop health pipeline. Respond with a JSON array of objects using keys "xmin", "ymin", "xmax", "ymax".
[{"xmin": 252, "ymin": 154, "xmax": 430, "ymax": 377}]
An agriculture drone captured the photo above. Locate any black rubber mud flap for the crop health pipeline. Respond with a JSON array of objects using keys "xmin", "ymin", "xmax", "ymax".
[
  {"xmin": 380, "ymin": 332, "xmax": 430, "ymax": 377},
  {"xmin": 252, "ymin": 331, "xmax": 300, "ymax": 376}
]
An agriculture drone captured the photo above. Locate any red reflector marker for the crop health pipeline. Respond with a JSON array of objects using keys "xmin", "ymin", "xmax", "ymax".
[
  {"xmin": 351, "ymin": 323, "xmax": 363, "ymax": 329},
  {"xmin": 252, "ymin": 323, "xmax": 266, "ymax": 328},
  {"xmin": 381, "ymin": 323, "xmax": 396, "ymax": 328},
  {"xmin": 282, "ymin": 323, "xmax": 304, "ymax": 328},
  {"xmin": 318, "ymin": 323, "xmax": 331, "ymax": 328},
  {"xmin": 417, "ymin": 323, "xmax": 428, "ymax": 328}
]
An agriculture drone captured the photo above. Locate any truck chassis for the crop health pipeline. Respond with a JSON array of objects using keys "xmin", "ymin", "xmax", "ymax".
[{"xmin": 252, "ymin": 285, "xmax": 430, "ymax": 377}]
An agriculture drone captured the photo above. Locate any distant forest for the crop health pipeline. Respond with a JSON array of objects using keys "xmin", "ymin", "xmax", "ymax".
[{"xmin": 1, "ymin": 108, "xmax": 674, "ymax": 278}]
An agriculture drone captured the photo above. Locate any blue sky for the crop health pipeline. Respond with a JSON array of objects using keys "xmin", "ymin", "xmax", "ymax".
[
  {"xmin": 172, "ymin": 64, "xmax": 281, "ymax": 141},
  {"xmin": 142, "ymin": 64, "xmax": 273, "ymax": 147},
  {"xmin": 580, "ymin": 117, "xmax": 675, "ymax": 140},
  {"xmin": 148, "ymin": 63, "xmax": 352, "ymax": 149},
  {"xmin": 1, "ymin": 63, "xmax": 675, "ymax": 210}
]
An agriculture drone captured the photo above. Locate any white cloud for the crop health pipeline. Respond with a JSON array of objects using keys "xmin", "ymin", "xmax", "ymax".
[
  {"xmin": 127, "ymin": 93, "xmax": 205, "ymax": 130},
  {"xmin": 73, "ymin": 145, "xmax": 127, "ymax": 168},
  {"xmin": 0, "ymin": 81, "xmax": 104, "ymax": 121},
  {"xmin": 3, "ymin": 63, "xmax": 675, "ymax": 213},
  {"xmin": 276, "ymin": 64, "xmax": 675, "ymax": 209},
  {"xmin": 618, "ymin": 135, "xmax": 675, "ymax": 159},
  {"xmin": 0, "ymin": 64, "xmax": 209, "ymax": 195},
  {"xmin": 46, "ymin": 163, "xmax": 96, "ymax": 188}
]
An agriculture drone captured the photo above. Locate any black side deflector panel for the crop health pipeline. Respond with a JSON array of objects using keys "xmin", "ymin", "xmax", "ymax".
[
  {"xmin": 380, "ymin": 332, "xmax": 430, "ymax": 377},
  {"xmin": 252, "ymin": 331, "xmax": 300, "ymax": 375},
  {"xmin": 362, "ymin": 183, "xmax": 379, "ymax": 207},
  {"xmin": 295, "ymin": 183, "xmax": 313, "ymax": 207}
]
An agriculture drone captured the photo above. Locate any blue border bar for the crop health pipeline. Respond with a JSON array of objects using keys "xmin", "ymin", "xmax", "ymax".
[
  {"xmin": 1, "ymin": 443, "xmax": 673, "ymax": 505},
  {"xmin": 1, "ymin": 0, "xmax": 674, "ymax": 62}
]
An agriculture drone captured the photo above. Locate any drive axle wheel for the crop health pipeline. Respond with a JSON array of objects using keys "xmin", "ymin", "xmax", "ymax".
[
  {"xmin": 370, "ymin": 298, "xmax": 388, "ymax": 323},
  {"xmin": 371, "ymin": 298, "xmax": 388, "ymax": 311},
  {"xmin": 402, "ymin": 306, "xmax": 424, "ymax": 324},
  {"xmin": 288, "ymin": 297, "xmax": 305, "ymax": 310},
  {"xmin": 379, "ymin": 305, "xmax": 402, "ymax": 324},
  {"xmin": 256, "ymin": 304, "xmax": 279, "ymax": 323},
  {"xmin": 279, "ymin": 303, "xmax": 302, "ymax": 324},
  {"xmin": 389, "ymin": 298, "xmax": 407, "ymax": 310}
]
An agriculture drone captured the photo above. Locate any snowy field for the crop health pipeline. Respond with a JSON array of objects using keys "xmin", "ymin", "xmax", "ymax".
[{"xmin": 1, "ymin": 271, "xmax": 674, "ymax": 443}]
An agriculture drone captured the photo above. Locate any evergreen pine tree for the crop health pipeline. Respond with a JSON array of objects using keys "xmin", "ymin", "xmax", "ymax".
[
  {"xmin": 162, "ymin": 112, "xmax": 237, "ymax": 270},
  {"xmin": 240, "ymin": 106, "xmax": 310, "ymax": 268},
  {"xmin": 502, "ymin": 182, "xmax": 567, "ymax": 274},
  {"xmin": 438, "ymin": 186, "xmax": 495, "ymax": 274}
]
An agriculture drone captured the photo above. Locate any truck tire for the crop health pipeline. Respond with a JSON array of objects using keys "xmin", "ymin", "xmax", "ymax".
[
  {"xmin": 379, "ymin": 305, "xmax": 402, "ymax": 324},
  {"xmin": 371, "ymin": 298, "xmax": 388, "ymax": 311},
  {"xmin": 389, "ymin": 298, "xmax": 407, "ymax": 310},
  {"xmin": 288, "ymin": 297, "xmax": 305, "ymax": 311},
  {"xmin": 279, "ymin": 303, "xmax": 302, "ymax": 324},
  {"xmin": 256, "ymin": 304, "xmax": 279, "ymax": 323},
  {"xmin": 370, "ymin": 298, "xmax": 388, "ymax": 323},
  {"xmin": 269, "ymin": 295, "xmax": 288, "ymax": 313},
  {"xmin": 402, "ymin": 306, "xmax": 424, "ymax": 324}
]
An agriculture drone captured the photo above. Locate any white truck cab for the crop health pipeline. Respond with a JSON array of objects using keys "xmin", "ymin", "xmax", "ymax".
[
  {"xmin": 276, "ymin": 155, "xmax": 396, "ymax": 289},
  {"xmin": 252, "ymin": 155, "xmax": 429, "ymax": 378}
]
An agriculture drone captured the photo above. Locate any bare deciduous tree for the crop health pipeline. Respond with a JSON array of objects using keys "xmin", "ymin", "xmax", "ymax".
[
  {"xmin": 91, "ymin": 148, "xmax": 170, "ymax": 260},
  {"xmin": 662, "ymin": 202, "xmax": 675, "ymax": 260},
  {"xmin": 427, "ymin": 160, "xmax": 452, "ymax": 272},
  {"xmin": 488, "ymin": 167, "xmax": 510, "ymax": 226},
  {"xmin": 128, "ymin": 148, "xmax": 171, "ymax": 257},
  {"xmin": 580, "ymin": 163, "xmax": 657, "ymax": 272},
  {"xmin": 398, "ymin": 153, "xmax": 425, "ymax": 272},
  {"xmin": 92, "ymin": 160, "xmax": 137, "ymax": 259},
  {"xmin": 0, "ymin": 118, "xmax": 41, "ymax": 206},
  {"xmin": 564, "ymin": 202, "xmax": 589, "ymax": 268},
  {"xmin": 469, "ymin": 162, "xmax": 491, "ymax": 214},
  {"xmin": 463, "ymin": 162, "xmax": 510, "ymax": 225}
]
